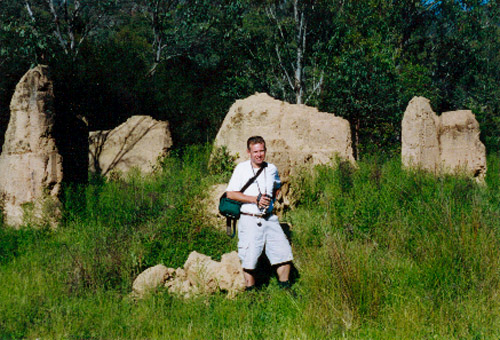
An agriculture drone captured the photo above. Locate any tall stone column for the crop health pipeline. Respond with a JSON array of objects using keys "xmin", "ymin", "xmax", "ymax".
[
  {"xmin": 0, "ymin": 65, "xmax": 63, "ymax": 227},
  {"xmin": 401, "ymin": 97, "xmax": 440, "ymax": 173}
]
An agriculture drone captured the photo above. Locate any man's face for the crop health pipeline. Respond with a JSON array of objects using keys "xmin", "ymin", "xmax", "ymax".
[{"xmin": 248, "ymin": 142, "xmax": 266, "ymax": 167}]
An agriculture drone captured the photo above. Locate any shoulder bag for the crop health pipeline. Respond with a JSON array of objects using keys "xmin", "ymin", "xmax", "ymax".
[{"xmin": 219, "ymin": 162, "xmax": 267, "ymax": 237}]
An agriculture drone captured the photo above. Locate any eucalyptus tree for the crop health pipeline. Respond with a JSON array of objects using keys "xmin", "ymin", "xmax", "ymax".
[
  {"xmin": 136, "ymin": 0, "xmax": 224, "ymax": 76},
  {"xmin": 317, "ymin": 0, "xmax": 402, "ymax": 157},
  {"xmin": 264, "ymin": 0, "xmax": 313, "ymax": 104},
  {"xmin": 21, "ymin": 0, "xmax": 120, "ymax": 61},
  {"xmin": 0, "ymin": 0, "xmax": 40, "ymax": 65},
  {"xmin": 246, "ymin": 0, "xmax": 332, "ymax": 105}
]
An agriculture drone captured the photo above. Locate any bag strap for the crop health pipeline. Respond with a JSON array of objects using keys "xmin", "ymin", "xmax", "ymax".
[
  {"xmin": 226, "ymin": 162, "xmax": 267, "ymax": 238},
  {"xmin": 226, "ymin": 218, "xmax": 237, "ymax": 237},
  {"xmin": 240, "ymin": 162, "xmax": 267, "ymax": 193}
]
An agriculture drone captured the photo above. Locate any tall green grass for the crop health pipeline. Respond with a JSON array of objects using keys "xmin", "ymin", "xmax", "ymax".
[
  {"xmin": 289, "ymin": 154, "xmax": 500, "ymax": 338},
  {"xmin": 1, "ymin": 149, "xmax": 499, "ymax": 339}
]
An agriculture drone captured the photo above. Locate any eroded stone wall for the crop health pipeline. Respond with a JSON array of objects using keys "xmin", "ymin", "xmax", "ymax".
[
  {"xmin": 402, "ymin": 96, "xmax": 486, "ymax": 180},
  {"xmin": 214, "ymin": 93, "xmax": 354, "ymax": 176}
]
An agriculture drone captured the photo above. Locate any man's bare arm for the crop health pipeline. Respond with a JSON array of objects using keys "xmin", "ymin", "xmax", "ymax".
[
  {"xmin": 226, "ymin": 191, "xmax": 270, "ymax": 208},
  {"xmin": 226, "ymin": 191, "xmax": 257, "ymax": 204}
]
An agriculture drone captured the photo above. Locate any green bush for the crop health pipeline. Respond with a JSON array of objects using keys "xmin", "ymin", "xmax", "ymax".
[{"xmin": 208, "ymin": 145, "xmax": 238, "ymax": 182}]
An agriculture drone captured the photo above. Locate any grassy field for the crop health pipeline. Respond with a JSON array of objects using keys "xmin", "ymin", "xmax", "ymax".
[{"xmin": 1, "ymin": 146, "xmax": 500, "ymax": 339}]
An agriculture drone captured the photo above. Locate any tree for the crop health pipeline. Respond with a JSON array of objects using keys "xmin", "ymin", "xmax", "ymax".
[
  {"xmin": 136, "ymin": 0, "xmax": 223, "ymax": 76},
  {"xmin": 250, "ymin": 0, "xmax": 331, "ymax": 104},
  {"xmin": 22, "ymin": 0, "xmax": 120, "ymax": 61}
]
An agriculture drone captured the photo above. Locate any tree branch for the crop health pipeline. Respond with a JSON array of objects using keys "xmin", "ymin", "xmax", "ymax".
[
  {"xmin": 305, "ymin": 71, "xmax": 324, "ymax": 104},
  {"xmin": 275, "ymin": 44, "xmax": 295, "ymax": 91},
  {"xmin": 265, "ymin": 6, "xmax": 286, "ymax": 42},
  {"xmin": 47, "ymin": 0, "xmax": 69, "ymax": 55},
  {"xmin": 294, "ymin": 0, "xmax": 306, "ymax": 104},
  {"xmin": 25, "ymin": 1, "xmax": 36, "ymax": 22},
  {"xmin": 145, "ymin": 53, "xmax": 182, "ymax": 77}
]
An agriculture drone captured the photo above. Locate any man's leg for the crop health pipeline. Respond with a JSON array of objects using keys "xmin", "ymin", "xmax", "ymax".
[
  {"xmin": 276, "ymin": 262, "xmax": 291, "ymax": 282},
  {"xmin": 263, "ymin": 216, "xmax": 293, "ymax": 288},
  {"xmin": 238, "ymin": 216, "xmax": 264, "ymax": 290},
  {"xmin": 243, "ymin": 269, "xmax": 256, "ymax": 288}
]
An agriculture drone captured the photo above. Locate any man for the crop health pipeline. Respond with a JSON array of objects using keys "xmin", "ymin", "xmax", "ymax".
[{"xmin": 226, "ymin": 136, "xmax": 293, "ymax": 290}]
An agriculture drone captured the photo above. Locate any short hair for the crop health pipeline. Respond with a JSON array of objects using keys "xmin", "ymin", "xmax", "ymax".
[{"xmin": 247, "ymin": 136, "xmax": 266, "ymax": 150}]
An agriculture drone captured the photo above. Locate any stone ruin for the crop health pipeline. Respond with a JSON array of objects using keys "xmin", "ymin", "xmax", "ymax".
[
  {"xmin": 0, "ymin": 66, "xmax": 173, "ymax": 226},
  {"xmin": 214, "ymin": 93, "xmax": 355, "ymax": 178},
  {"xmin": 209, "ymin": 93, "xmax": 354, "ymax": 219},
  {"xmin": 402, "ymin": 96, "xmax": 487, "ymax": 181},
  {"xmin": 131, "ymin": 251, "xmax": 245, "ymax": 299},
  {"xmin": 89, "ymin": 115, "xmax": 173, "ymax": 177},
  {"xmin": 0, "ymin": 65, "xmax": 63, "ymax": 227}
]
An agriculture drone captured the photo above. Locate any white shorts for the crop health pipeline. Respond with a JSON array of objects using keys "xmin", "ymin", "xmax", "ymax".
[{"xmin": 237, "ymin": 214, "xmax": 294, "ymax": 270}]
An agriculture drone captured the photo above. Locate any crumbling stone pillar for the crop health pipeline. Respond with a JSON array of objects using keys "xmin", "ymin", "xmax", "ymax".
[{"xmin": 0, "ymin": 65, "xmax": 63, "ymax": 227}]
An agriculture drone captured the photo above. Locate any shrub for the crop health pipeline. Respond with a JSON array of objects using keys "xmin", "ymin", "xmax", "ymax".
[{"xmin": 208, "ymin": 145, "xmax": 238, "ymax": 182}]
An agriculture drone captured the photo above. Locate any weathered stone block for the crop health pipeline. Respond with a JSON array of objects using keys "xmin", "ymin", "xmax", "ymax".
[
  {"xmin": 402, "ymin": 96, "xmax": 486, "ymax": 180},
  {"xmin": 213, "ymin": 93, "xmax": 355, "ymax": 179},
  {"xmin": 89, "ymin": 115, "xmax": 173, "ymax": 177}
]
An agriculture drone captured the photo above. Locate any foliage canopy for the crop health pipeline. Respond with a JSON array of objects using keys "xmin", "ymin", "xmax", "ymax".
[{"xmin": 0, "ymin": 0, "xmax": 499, "ymax": 155}]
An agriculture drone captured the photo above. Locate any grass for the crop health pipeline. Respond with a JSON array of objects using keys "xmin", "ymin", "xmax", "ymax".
[{"xmin": 1, "ymin": 147, "xmax": 500, "ymax": 339}]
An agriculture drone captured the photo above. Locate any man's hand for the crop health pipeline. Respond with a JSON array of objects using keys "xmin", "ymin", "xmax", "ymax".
[
  {"xmin": 257, "ymin": 193, "xmax": 271, "ymax": 210},
  {"xmin": 227, "ymin": 191, "xmax": 271, "ymax": 209}
]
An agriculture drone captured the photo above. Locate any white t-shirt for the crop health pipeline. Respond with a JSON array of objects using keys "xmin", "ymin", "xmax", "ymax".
[{"xmin": 226, "ymin": 160, "xmax": 281, "ymax": 215}]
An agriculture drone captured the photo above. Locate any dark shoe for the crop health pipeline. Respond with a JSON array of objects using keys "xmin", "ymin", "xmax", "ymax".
[
  {"xmin": 277, "ymin": 280, "xmax": 291, "ymax": 290},
  {"xmin": 245, "ymin": 285, "xmax": 256, "ymax": 292}
]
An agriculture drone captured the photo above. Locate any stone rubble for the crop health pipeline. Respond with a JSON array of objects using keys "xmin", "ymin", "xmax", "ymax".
[{"xmin": 131, "ymin": 251, "xmax": 245, "ymax": 299}]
